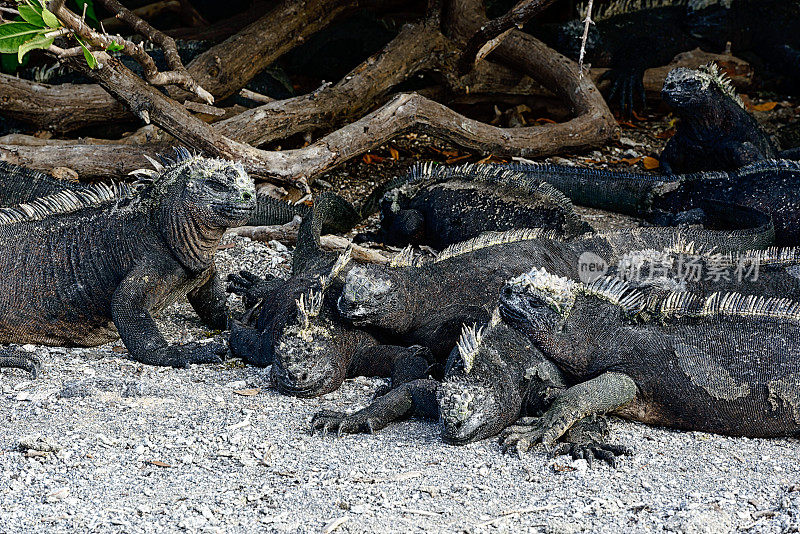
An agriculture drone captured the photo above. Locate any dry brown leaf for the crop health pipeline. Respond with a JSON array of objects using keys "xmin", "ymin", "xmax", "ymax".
[
  {"xmin": 643, "ymin": 156, "xmax": 659, "ymax": 170},
  {"xmin": 389, "ymin": 147, "xmax": 400, "ymax": 160},
  {"xmin": 362, "ymin": 154, "xmax": 386, "ymax": 164},
  {"xmin": 476, "ymin": 155, "xmax": 505, "ymax": 164},
  {"xmin": 111, "ymin": 346, "xmax": 128, "ymax": 354},
  {"xmin": 620, "ymin": 157, "xmax": 642, "ymax": 166},
  {"xmin": 534, "ymin": 117, "xmax": 556, "ymax": 124},
  {"xmin": 748, "ymin": 101, "xmax": 778, "ymax": 112},
  {"xmin": 656, "ymin": 128, "xmax": 676, "ymax": 139},
  {"xmin": 217, "ymin": 243, "xmax": 235, "ymax": 250},
  {"xmin": 148, "ymin": 460, "xmax": 172, "ymax": 468},
  {"xmin": 445, "ymin": 154, "xmax": 471, "ymax": 164},
  {"xmin": 233, "ymin": 388, "xmax": 261, "ymax": 396}
]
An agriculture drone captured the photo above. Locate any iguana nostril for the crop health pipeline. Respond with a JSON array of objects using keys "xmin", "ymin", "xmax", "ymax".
[{"xmin": 242, "ymin": 192, "xmax": 253, "ymax": 201}]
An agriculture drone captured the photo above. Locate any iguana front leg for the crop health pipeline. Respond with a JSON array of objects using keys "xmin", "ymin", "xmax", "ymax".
[
  {"xmin": 112, "ymin": 265, "xmax": 227, "ymax": 368},
  {"xmin": 188, "ymin": 265, "xmax": 227, "ymax": 330},
  {"xmin": 311, "ymin": 378, "xmax": 439, "ymax": 436},
  {"xmin": 501, "ymin": 372, "xmax": 637, "ymax": 455},
  {"xmin": 0, "ymin": 347, "xmax": 41, "ymax": 378}
]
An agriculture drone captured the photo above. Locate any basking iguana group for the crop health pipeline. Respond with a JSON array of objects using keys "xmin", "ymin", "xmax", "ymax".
[{"xmin": 3, "ymin": 52, "xmax": 800, "ymax": 470}]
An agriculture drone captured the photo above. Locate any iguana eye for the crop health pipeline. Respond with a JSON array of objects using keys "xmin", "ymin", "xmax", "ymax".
[{"xmin": 207, "ymin": 180, "xmax": 227, "ymax": 192}]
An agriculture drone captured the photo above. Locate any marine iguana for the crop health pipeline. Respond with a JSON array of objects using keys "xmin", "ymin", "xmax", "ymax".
[
  {"xmin": 497, "ymin": 266, "xmax": 800, "ymax": 455},
  {"xmin": 543, "ymin": 0, "xmax": 800, "ymax": 115},
  {"xmin": 336, "ymin": 213, "xmax": 772, "ymax": 361},
  {"xmin": 311, "ymin": 306, "xmax": 630, "ymax": 466},
  {"xmin": 659, "ymin": 64, "xmax": 782, "ymax": 174},
  {"xmin": 0, "ymin": 160, "xmax": 303, "ymax": 229},
  {"xmin": 372, "ymin": 163, "xmax": 592, "ymax": 249},
  {"xmin": 311, "ymin": 242, "xmax": 799, "ymax": 461},
  {"xmin": 507, "ymin": 159, "xmax": 800, "ymax": 245},
  {"xmin": 226, "ymin": 192, "xmax": 433, "ymax": 397},
  {"xmin": 0, "ymin": 149, "xmax": 255, "ymax": 376}
]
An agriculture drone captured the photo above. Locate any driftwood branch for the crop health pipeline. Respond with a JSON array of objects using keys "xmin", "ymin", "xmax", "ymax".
[
  {"xmin": 457, "ymin": 0, "xmax": 559, "ymax": 74},
  {"xmin": 94, "ymin": 0, "xmax": 213, "ymax": 103},
  {"xmin": 230, "ymin": 221, "xmax": 391, "ymax": 263},
  {"xmin": 1, "ymin": 0, "xmax": 619, "ymax": 186}
]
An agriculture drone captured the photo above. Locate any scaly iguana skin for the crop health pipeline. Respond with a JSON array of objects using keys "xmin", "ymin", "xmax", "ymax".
[
  {"xmin": 311, "ymin": 243, "xmax": 800, "ymax": 461},
  {"xmin": 497, "ymin": 267, "xmax": 800, "ymax": 454},
  {"xmin": 507, "ymin": 159, "xmax": 800, "ymax": 245},
  {"xmin": 372, "ymin": 163, "xmax": 592, "ymax": 249},
  {"xmin": 226, "ymin": 192, "xmax": 433, "ymax": 397},
  {"xmin": 660, "ymin": 64, "xmax": 783, "ymax": 174},
  {"xmin": 0, "ymin": 149, "xmax": 255, "ymax": 376}
]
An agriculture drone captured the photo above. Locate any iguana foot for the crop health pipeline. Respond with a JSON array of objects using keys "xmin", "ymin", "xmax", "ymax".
[
  {"xmin": 0, "ymin": 350, "xmax": 42, "ymax": 378},
  {"xmin": 227, "ymin": 271, "xmax": 278, "ymax": 310},
  {"xmin": 501, "ymin": 407, "xmax": 581, "ymax": 456},
  {"xmin": 134, "ymin": 340, "xmax": 229, "ymax": 368},
  {"xmin": 601, "ymin": 67, "xmax": 647, "ymax": 119},
  {"xmin": 310, "ymin": 409, "xmax": 378, "ymax": 437},
  {"xmin": 550, "ymin": 442, "xmax": 631, "ymax": 468}
]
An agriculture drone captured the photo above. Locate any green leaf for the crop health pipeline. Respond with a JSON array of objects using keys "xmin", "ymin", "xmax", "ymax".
[
  {"xmin": 18, "ymin": 4, "xmax": 45, "ymax": 27},
  {"xmin": 1, "ymin": 53, "xmax": 22, "ymax": 74},
  {"xmin": 0, "ymin": 22, "xmax": 44, "ymax": 54},
  {"xmin": 80, "ymin": 42, "xmax": 96, "ymax": 69},
  {"xmin": 17, "ymin": 32, "xmax": 53, "ymax": 62},
  {"xmin": 106, "ymin": 41, "xmax": 124, "ymax": 52},
  {"xmin": 41, "ymin": 8, "xmax": 61, "ymax": 29}
]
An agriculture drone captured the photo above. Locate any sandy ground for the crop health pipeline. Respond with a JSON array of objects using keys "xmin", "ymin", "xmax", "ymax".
[{"xmin": 2, "ymin": 234, "xmax": 800, "ymax": 534}]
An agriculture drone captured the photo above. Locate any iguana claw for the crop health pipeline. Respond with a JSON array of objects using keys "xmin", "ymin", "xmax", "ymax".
[
  {"xmin": 551, "ymin": 442, "xmax": 631, "ymax": 468},
  {"xmin": 310, "ymin": 409, "xmax": 376, "ymax": 436}
]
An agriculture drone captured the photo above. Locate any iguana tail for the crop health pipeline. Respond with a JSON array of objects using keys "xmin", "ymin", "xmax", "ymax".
[
  {"xmin": 506, "ymin": 162, "xmax": 676, "ymax": 217},
  {"xmin": 292, "ymin": 192, "xmax": 361, "ymax": 274}
]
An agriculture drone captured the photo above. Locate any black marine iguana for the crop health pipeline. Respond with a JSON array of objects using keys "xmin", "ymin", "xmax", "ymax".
[
  {"xmin": 372, "ymin": 162, "xmax": 592, "ymax": 249},
  {"xmin": 497, "ymin": 266, "xmax": 800, "ymax": 454},
  {"xmin": 659, "ymin": 63, "xmax": 782, "ymax": 173},
  {"xmin": 0, "ymin": 160, "xmax": 301, "ymax": 229},
  {"xmin": 507, "ymin": 159, "xmax": 800, "ymax": 245},
  {"xmin": 311, "ymin": 241, "xmax": 800, "ymax": 461},
  {"xmin": 0, "ymin": 149, "xmax": 255, "ymax": 376},
  {"xmin": 312, "ymin": 306, "xmax": 629, "ymax": 465},
  {"xmin": 227, "ymin": 192, "xmax": 433, "ymax": 397},
  {"xmin": 543, "ymin": 0, "xmax": 800, "ymax": 115},
  {"xmin": 336, "ymin": 219, "xmax": 773, "ymax": 360}
]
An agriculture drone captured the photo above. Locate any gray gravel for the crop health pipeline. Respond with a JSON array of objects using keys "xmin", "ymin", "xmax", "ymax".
[{"xmin": 2, "ymin": 234, "xmax": 800, "ymax": 534}]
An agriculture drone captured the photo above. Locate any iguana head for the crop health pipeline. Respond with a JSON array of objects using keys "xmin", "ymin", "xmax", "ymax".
[
  {"xmin": 662, "ymin": 63, "xmax": 745, "ymax": 114},
  {"xmin": 499, "ymin": 268, "xmax": 576, "ymax": 338},
  {"xmin": 132, "ymin": 148, "xmax": 256, "ymax": 269},
  {"xmin": 437, "ymin": 315, "xmax": 523, "ymax": 444},
  {"xmin": 337, "ymin": 265, "xmax": 413, "ymax": 331},
  {"xmin": 271, "ymin": 250, "xmax": 353, "ymax": 397},
  {"xmin": 134, "ymin": 148, "xmax": 256, "ymax": 227}
]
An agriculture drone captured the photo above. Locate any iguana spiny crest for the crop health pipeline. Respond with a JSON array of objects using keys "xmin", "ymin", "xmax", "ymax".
[
  {"xmin": 665, "ymin": 62, "xmax": 744, "ymax": 108},
  {"xmin": 505, "ymin": 266, "xmax": 800, "ymax": 327}
]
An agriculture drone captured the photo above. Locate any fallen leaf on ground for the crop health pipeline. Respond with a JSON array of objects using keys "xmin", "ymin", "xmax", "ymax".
[
  {"xmin": 643, "ymin": 156, "xmax": 659, "ymax": 170},
  {"xmin": 148, "ymin": 460, "xmax": 172, "ymax": 468},
  {"xmin": 748, "ymin": 101, "xmax": 778, "ymax": 112}
]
